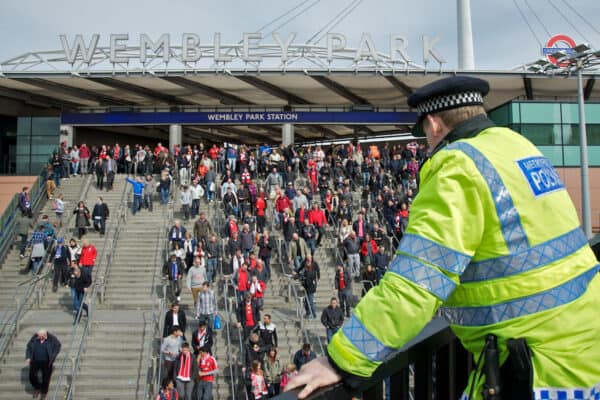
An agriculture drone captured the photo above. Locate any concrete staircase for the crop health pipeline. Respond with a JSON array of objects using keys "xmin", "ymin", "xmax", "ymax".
[
  {"xmin": 39, "ymin": 176, "xmax": 128, "ymax": 313},
  {"xmin": 177, "ymin": 202, "xmax": 239, "ymax": 400},
  {"xmin": 0, "ymin": 176, "xmax": 86, "ymax": 313},
  {"xmin": 65, "ymin": 180, "xmax": 168, "ymax": 399},
  {"xmin": 0, "ymin": 176, "xmax": 91, "ymax": 400},
  {"xmin": 67, "ymin": 311, "xmax": 155, "ymax": 399},
  {"xmin": 0, "ymin": 311, "xmax": 75, "ymax": 399}
]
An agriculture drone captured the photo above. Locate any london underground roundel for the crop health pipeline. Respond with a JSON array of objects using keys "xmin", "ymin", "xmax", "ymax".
[{"xmin": 543, "ymin": 34, "xmax": 576, "ymax": 66}]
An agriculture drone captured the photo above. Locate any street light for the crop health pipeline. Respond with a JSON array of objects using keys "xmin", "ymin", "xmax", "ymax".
[{"xmin": 528, "ymin": 43, "xmax": 600, "ymax": 239}]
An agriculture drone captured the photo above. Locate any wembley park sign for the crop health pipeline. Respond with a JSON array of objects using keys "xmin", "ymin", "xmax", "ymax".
[{"xmin": 0, "ymin": 32, "xmax": 447, "ymax": 74}]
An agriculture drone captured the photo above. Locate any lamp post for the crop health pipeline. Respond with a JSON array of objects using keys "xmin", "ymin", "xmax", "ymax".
[
  {"xmin": 576, "ymin": 58, "xmax": 592, "ymax": 239},
  {"xmin": 528, "ymin": 44, "xmax": 599, "ymax": 238}
]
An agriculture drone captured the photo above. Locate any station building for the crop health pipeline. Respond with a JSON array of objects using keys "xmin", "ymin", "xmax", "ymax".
[{"xmin": 0, "ymin": 40, "xmax": 598, "ymax": 229}]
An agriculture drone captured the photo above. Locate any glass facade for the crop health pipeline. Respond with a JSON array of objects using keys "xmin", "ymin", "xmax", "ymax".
[
  {"xmin": 0, "ymin": 116, "xmax": 17, "ymax": 174},
  {"xmin": 16, "ymin": 117, "xmax": 60, "ymax": 174},
  {"xmin": 488, "ymin": 101, "xmax": 600, "ymax": 167}
]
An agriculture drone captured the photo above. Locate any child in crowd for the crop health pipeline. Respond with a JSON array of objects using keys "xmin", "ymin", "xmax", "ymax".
[{"xmin": 279, "ymin": 363, "xmax": 298, "ymax": 391}]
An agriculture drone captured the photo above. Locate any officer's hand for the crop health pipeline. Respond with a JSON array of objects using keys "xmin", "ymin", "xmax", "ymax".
[
  {"xmin": 25, "ymin": 358, "xmax": 31, "ymax": 366},
  {"xmin": 284, "ymin": 356, "xmax": 341, "ymax": 399}
]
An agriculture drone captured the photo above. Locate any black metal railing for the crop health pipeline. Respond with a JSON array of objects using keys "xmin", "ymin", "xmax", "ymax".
[
  {"xmin": 273, "ymin": 318, "xmax": 471, "ymax": 400},
  {"xmin": 0, "ymin": 166, "xmax": 48, "ymax": 268}
]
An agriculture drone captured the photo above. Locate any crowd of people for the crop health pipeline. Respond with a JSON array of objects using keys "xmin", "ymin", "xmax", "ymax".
[
  {"xmin": 15, "ymin": 136, "xmax": 424, "ymax": 400},
  {"xmin": 153, "ymin": 138, "xmax": 424, "ymax": 399}
]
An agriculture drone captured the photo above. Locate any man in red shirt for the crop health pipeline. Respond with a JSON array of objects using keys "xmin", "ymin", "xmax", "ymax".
[
  {"xmin": 79, "ymin": 239, "xmax": 97, "ymax": 279},
  {"xmin": 334, "ymin": 264, "xmax": 352, "ymax": 318},
  {"xmin": 197, "ymin": 348, "xmax": 218, "ymax": 400},
  {"xmin": 255, "ymin": 191, "xmax": 267, "ymax": 234},
  {"xmin": 79, "ymin": 143, "xmax": 91, "ymax": 175},
  {"xmin": 295, "ymin": 203, "xmax": 308, "ymax": 231},
  {"xmin": 359, "ymin": 233, "xmax": 378, "ymax": 266},
  {"xmin": 208, "ymin": 144, "xmax": 219, "ymax": 161},
  {"xmin": 275, "ymin": 192, "xmax": 292, "ymax": 229},
  {"xmin": 307, "ymin": 203, "xmax": 327, "ymax": 248},
  {"xmin": 237, "ymin": 293, "xmax": 260, "ymax": 339},
  {"xmin": 233, "ymin": 263, "xmax": 250, "ymax": 303},
  {"xmin": 154, "ymin": 142, "xmax": 168, "ymax": 158}
]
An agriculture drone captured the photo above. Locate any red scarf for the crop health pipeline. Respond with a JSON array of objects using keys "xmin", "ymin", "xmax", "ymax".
[
  {"xmin": 245, "ymin": 302, "xmax": 255, "ymax": 326},
  {"xmin": 339, "ymin": 272, "xmax": 346, "ymax": 290},
  {"xmin": 177, "ymin": 352, "xmax": 192, "ymax": 380}
]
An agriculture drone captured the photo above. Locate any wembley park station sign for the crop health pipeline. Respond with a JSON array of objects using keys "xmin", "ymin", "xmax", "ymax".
[{"xmin": 0, "ymin": 32, "xmax": 447, "ymax": 74}]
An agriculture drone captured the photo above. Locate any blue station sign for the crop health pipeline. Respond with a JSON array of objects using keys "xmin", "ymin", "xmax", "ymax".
[{"xmin": 61, "ymin": 111, "xmax": 417, "ymax": 126}]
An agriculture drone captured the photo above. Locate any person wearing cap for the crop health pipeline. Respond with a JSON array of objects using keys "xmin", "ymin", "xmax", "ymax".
[
  {"xmin": 50, "ymin": 237, "xmax": 71, "ymax": 292},
  {"xmin": 286, "ymin": 76, "xmax": 600, "ymax": 399}
]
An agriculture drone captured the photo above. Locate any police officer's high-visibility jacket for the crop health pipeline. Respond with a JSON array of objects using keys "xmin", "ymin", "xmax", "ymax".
[{"xmin": 328, "ymin": 115, "xmax": 600, "ymax": 399}]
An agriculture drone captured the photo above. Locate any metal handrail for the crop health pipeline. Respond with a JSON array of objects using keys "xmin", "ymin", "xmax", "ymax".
[
  {"xmin": 0, "ymin": 270, "xmax": 52, "ymax": 363},
  {"xmin": 213, "ymin": 201, "xmax": 238, "ymax": 400},
  {"xmin": 147, "ymin": 200, "xmax": 173, "ymax": 399},
  {"xmin": 275, "ymin": 237, "xmax": 325, "ymax": 356},
  {"xmin": 229, "ymin": 279, "xmax": 250, "ymax": 400},
  {"xmin": 98, "ymin": 181, "xmax": 130, "ymax": 303},
  {"xmin": 65, "ymin": 194, "xmax": 129, "ymax": 400},
  {"xmin": 55, "ymin": 179, "xmax": 129, "ymax": 399},
  {"xmin": 216, "ymin": 201, "xmax": 248, "ymax": 400},
  {"xmin": 151, "ymin": 199, "xmax": 174, "ymax": 397},
  {"xmin": 0, "ymin": 166, "xmax": 48, "ymax": 268},
  {"xmin": 223, "ymin": 279, "xmax": 238, "ymax": 400},
  {"xmin": 50, "ymin": 222, "xmax": 112, "ymax": 399},
  {"xmin": 34, "ymin": 174, "xmax": 94, "ymax": 309}
]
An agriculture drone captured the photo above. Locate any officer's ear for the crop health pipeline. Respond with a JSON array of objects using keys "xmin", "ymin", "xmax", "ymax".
[{"xmin": 425, "ymin": 114, "xmax": 449, "ymax": 141}]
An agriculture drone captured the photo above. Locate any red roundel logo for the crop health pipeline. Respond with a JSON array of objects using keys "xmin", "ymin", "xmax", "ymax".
[{"xmin": 543, "ymin": 34, "xmax": 576, "ymax": 66}]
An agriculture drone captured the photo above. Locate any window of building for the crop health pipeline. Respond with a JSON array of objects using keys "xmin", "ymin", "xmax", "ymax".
[{"xmin": 518, "ymin": 124, "xmax": 563, "ymax": 145}]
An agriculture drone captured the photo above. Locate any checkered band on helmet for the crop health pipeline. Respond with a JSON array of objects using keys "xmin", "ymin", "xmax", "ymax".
[{"xmin": 416, "ymin": 91, "xmax": 483, "ymax": 115}]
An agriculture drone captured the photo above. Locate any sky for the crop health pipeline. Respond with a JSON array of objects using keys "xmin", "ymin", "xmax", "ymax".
[{"xmin": 1, "ymin": 0, "xmax": 599, "ymax": 70}]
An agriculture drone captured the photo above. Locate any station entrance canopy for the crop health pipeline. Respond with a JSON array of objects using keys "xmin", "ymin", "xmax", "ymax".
[{"xmin": 1, "ymin": 33, "xmax": 599, "ymax": 144}]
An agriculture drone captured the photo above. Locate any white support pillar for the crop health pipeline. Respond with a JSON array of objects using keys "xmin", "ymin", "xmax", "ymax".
[
  {"xmin": 282, "ymin": 123, "xmax": 295, "ymax": 146},
  {"xmin": 457, "ymin": 0, "xmax": 475, "ymax": 70},
  {"xmin": 169, "ymin": 124, "xmax": 182, "ymax": 152},
  {"xmin": 60, "ymin": 125, "xmax": 74, "ymax": 147}
]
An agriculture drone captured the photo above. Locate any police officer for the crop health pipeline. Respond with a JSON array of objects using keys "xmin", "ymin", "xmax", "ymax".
[{"xmin": 286, "ymin": 76, "xmax": 600, "ymax": 399}]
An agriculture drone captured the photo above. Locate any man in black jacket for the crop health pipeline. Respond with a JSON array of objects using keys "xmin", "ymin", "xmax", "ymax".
[
  {"xmin": 50, "ymin": 237, "xmax": 71, "ymax": 292},
  {"xmin": 292, "ymin": 343, "xmax": 316, "ymax": 372},
  {"xmin": 321, "ymin": 297, "xmax": 344, "ymax": 344},
  {"xmin": 372, "ymin": 245, "xmax": 390, "ymax": 282},
  {"xmin": 237, "ymin": 293, "xmax": 260, "ymax": 339},
  {"xmin": 205, "ymin": 234, "xmax": 221, "ymax": 283},
  {"xmin": 253, "ymin": 313, "xmax": 278, "ymax": 351},
  {"xmin": 191, "ymin": 320, "xmax": 213, "ymax": 355},
  {"xmin": 296, "ymin": 255, "xmax": 320, "ymax": 319},
  {"xmin": 26, "ymin": 329, "xmax": 61, "ymax": 399},
  {"xmin": 69, "ymin": 265, "xmax": 91, "ymax": 324},
  {"xmin": 163, "ymin": 302, "xmax": 188, "ymax": 339},
  {"xmin": 163, "ymin": 254, "xmax": 184, "ymax": 302},
  {"xmin": 171, "ymin": 343, "xmax": 198, "ymax": 400},
  {"xmin": 92, "ymin": 196, "xmax": 109, "ymax": 235}
]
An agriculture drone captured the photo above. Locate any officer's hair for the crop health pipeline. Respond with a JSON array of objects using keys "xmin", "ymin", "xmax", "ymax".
[{"xmin": 435, "ymin": 105, "xmax": 486, "ymax": 131}]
